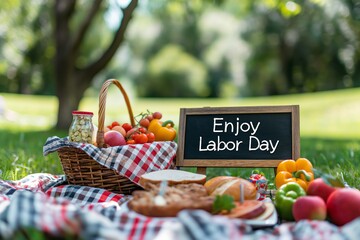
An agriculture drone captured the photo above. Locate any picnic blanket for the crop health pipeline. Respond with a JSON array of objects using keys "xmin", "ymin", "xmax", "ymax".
[
  {"xmin": 0, "ymin": 173, "xmax": 359, "ymax": 239},
  {"xmin": 43, "ymin": 136, "xmax": 177, "ymax": 184}
]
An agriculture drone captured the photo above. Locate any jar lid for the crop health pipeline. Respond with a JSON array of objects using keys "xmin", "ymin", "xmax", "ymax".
[{"xmin": 72, "ymin": 110, "xmax": 94, "ymax": 116}]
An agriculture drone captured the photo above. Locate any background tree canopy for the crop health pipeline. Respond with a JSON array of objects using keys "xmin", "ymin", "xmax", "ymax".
[{"xmin": 0, "ymin": 0, "xmax": 359, "ymax": 128}]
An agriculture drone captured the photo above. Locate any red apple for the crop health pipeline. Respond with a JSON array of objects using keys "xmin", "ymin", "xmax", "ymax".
[
  {"xmin": 292, "ymin": 196, "xmax": 327, "ymax": 221},
  {"xmin": 104, "ymin": 130, "xmax": 126, "ymax": 146},
  {"xmin": 307, "ymin": 178, "xmax": 338, "ymax": 203},
  {"xmin": 327, "ymin": 188, "xmax": 360, "ymax": 226}
]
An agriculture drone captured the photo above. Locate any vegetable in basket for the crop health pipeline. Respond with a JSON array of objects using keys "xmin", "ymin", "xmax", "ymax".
[{"xmin": 148, "ymin": 119, "xmax": 176, "ymax": 141}]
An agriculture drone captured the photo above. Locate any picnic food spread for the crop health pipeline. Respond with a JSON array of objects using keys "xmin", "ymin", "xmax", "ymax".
[
  {"xmin": 2, "ymin": 173, "xmax": 359, "ymax": 240},
  {"xmin": 125, "ymin": 169, "xmax": 276, "ymax": 221},
  {"xmin": 128, "ymin": 176, "xmax": 276, "ymax": 220},
  {"xmin": 36, "ymin": 80, "xmax": 360, "ymax": 239}
]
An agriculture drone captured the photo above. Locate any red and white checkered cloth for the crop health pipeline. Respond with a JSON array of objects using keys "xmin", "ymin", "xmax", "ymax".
[
  {"xmin": 0, "ymin": 173, "xmax": 359, "ymax": 239},
  {"xmin": 43, "ymin": 136, "xmax": 177, "ymax": 184}
]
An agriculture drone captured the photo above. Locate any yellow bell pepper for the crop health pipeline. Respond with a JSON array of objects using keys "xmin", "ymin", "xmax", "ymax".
[
  {"xmin": 275, "ymin": 158, "xmax": 314, "ymax": 191},
  {"xmin": 148, "ymin": 119, "xmax": 176, "ymax": 141}
]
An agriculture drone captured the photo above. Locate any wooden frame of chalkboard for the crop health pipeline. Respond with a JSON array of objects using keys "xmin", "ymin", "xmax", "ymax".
[{"xmin": 176, "ymin": 105, "xmax": 299, "ymax": 173}]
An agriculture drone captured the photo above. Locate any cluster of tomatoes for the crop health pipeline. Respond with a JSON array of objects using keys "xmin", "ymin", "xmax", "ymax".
[
  {"xmin": 105, "ymin": 111, "xmax": 163, "ymax": 145},
  {"xmin": 126, "ymin": 111, "xmax": 163, "ymax": 144},
  {"xmin": 126, "ymin": 127, "xmax": 155, "ymax": 144}
]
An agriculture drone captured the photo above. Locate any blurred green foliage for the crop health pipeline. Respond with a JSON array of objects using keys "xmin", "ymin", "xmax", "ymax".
[{"xmin": 0, "ymin": 0, "xmax": 359, "ymax": 98}]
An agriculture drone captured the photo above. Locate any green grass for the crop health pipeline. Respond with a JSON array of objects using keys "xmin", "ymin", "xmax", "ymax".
[
  {"xmin": 1, "ymin": 88, "xmax": 360, "ymax": 189},
  {"xmin": 0, "ymin": 129, "xmax": 66, "ymax": 179}
]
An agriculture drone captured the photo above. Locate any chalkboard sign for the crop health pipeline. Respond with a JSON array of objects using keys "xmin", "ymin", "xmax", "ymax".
[{"xmin": 177, "ymin": 105, "xmax": 300, "ymax": 170}]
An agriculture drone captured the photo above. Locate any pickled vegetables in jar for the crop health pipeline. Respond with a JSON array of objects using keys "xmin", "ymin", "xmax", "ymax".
[{"xmin": 69, "ymin": 111, "xmax": 94, "ymax": 143}]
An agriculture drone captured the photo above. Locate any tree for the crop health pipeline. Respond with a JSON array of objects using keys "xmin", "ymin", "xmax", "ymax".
[
  {"xmin": 242, "ymin": 0, "xmax": 357, "ymax": 96},
  {"xmin": 120, "ymin": 1, "xmax": 247, "ymax": 98},
  {"xmin": 54, "ymin": 0, "xmax": 138, "ymax": 129}
]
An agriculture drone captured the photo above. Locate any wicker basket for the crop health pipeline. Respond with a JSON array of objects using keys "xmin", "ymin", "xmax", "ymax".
[{"xmin": 58, "ymin": 79, "xmax": 143, "ymax": 194}]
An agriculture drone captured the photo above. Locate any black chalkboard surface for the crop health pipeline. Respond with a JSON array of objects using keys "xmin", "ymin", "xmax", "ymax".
[{"xmin": 176, "ymin": 105, "xmax": 300, "ymax": 170}]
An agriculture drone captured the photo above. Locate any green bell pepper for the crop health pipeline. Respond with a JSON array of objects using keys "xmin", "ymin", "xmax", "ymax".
[{"xmin": 275, "ymin": 182, "xmax": 306, "ymax": 221}]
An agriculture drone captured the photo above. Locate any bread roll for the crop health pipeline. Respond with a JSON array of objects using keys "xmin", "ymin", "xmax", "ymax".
[{"xmin": 204, "ymin": 176, "xmax": 257, "ymax": 201}]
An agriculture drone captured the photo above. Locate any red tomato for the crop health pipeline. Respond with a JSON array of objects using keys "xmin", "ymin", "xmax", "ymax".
[
  {"xmin": 126, "ymin": 139, "xmax": 136, "ymax": 144},
  {"xmin": 152, "ymin": 112, "xmax": 162, "ymax": 120},
  {"xmin": 138, "ymin": 127, "xmax": 147, "ymax": 134},
  {"xmin": 111, "ymin": 121, "xmax": 120, "ymax": 128},
  {"xmin": 139, "ymin": 118, "xmax": 150, "ymax": 128},
  {"xmin": 135, "ymin": 133, "xmax": 148, "ymax": 144},
  {"xmin": 122, "ymin": 123, "xmax": 132, "ymax": 132},
  {"xmin": 146, "ymin": 114, "xmax": 154, "ymax": 122},
  {"xmin": 131, "ymin": 132, "xmax": 140, "ymax": 141},
  {"xmin": 146, "ymin": 132, "xmax": 155, "ymax": 143}
]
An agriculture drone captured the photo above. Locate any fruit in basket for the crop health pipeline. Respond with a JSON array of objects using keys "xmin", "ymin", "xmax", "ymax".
[
  {"xmin": 122, "ymin": 123, "xmax": 132, "ymax": 132},
  {"xmin": 204, "ymin": 176, "xmax": 257, "ymax": 201},
  {"xmin": 111, "ymin": 121, "xmax": 121, "ymax": 128},
  {"xmin": 126, "ymin": 127, "xmax": 157, "ymax": 144},
  {"xmin": 146, "ymin": 114, "xmax": 154, "ymax": 122},
  {"xmin": 133, "ymin": 133, "xmax": 148, "ymax": 144},
  {"xmin": 112, "ymin": 125, "xmax": 126, "ymax": 137},
  {"xmin": 139, "ymin": 118, "xmax": 150, "ymax": 128},
  {"xmin": 327, "ymin": 188, "xmax": 360, "ymax": 226},
  {"xmin": 146, "ymin": 132, "xmax": 155, "ymax": 143},
  {"xmin": 292, "ymin": 196, "xmax": 327, "ymax": 221},
  {"xmin": 104, "ymin": 130, "xmax": 126, "ymax": 146},
  {"xmin": 126, "ymin": 127, "xmax": 139, "ymax": 138},
  {"xmin": 136, "ymin": 111, "xmax": 161, "ymax": 128},
  {"xmin": 307, "ymin": 178, "xmax": 338, "ymax": 203},
  {"xmin": 152, "ymin": 111, "xmax": 162, "ymax": 119}
]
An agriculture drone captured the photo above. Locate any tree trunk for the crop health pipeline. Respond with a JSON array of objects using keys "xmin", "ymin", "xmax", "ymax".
[
  {"xmin": 54, "ymin": 0, "xmax": 138, "ymax": 130},
  {"xmin": 56, "ymin": 73, "xmax": 90, "ymax": 130},
  {"xmin": 279, "ymin": 34, "xmax": 294, "ymax": 94}
]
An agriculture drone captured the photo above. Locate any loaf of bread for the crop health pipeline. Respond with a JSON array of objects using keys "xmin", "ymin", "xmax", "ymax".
[
  {"xmin": 128, "ymin": 183, "xmax": 214, "ymax": 217},
  {"xmin": 204, "ymin": 176, "xmax": 257, "ymax": 201},
  {"xmin": 139, "ymin": 169, "xmax": 207, "ymax": 189}
]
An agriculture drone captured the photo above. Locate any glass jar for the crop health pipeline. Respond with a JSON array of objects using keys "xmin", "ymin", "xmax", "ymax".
[{"xmin": 69, "ymin": 111, "xmax": 94, "ymax": 144}]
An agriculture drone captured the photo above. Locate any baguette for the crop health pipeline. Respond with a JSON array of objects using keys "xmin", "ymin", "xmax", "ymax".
[{"xmin": 139, "ymin": 169, "xmax": 206, "ymax": 189}]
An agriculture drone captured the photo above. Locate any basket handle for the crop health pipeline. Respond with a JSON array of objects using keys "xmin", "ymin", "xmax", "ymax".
[{"xmin": 96, "ymin": 79, "xmax": 135, "ymax": 147}]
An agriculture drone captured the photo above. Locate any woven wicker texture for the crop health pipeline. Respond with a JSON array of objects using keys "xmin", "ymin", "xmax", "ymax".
[{"xmin": 58, "ymin": 79, "xmax": 142, "ymax": 194}]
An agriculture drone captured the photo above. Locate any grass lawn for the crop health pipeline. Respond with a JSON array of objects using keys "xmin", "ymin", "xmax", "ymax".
[{"xmin": 1, "ymin": 88, "xmax": 360, "ymax": 189}]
